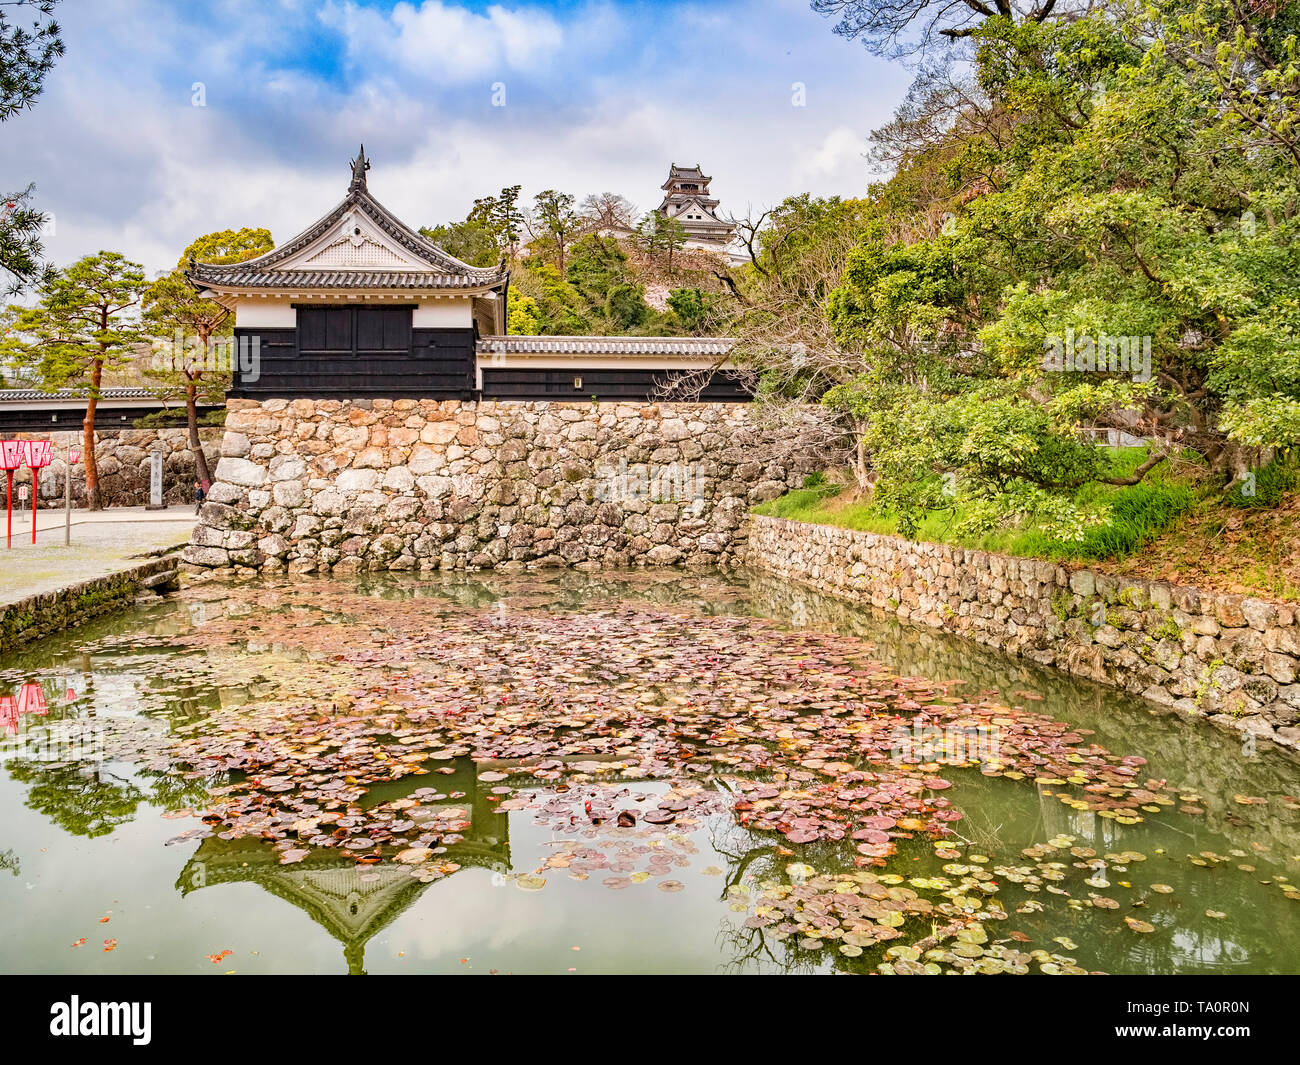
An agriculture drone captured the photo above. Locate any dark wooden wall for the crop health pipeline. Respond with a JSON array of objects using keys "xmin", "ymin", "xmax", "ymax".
[
  {"xmin": 225, "ymin": 306, "xmax": 752, "ymax": 402},
  {"xmin": 228, "ymin": 323, "xmax": 476, "ymax": 399}
]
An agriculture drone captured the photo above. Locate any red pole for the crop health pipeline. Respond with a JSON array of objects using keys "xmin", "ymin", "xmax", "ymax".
[
  {"xmin": 5, "ymin": 470, "xmax": 11, "ymax": 549},
  {"xmin": 31, "ymin": 477, "xmax": 37, "ymax": 545}
]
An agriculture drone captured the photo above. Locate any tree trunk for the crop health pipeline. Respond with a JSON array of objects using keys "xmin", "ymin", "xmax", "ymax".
[
  {"xmin": 186, "ymin": 376, "xmax": 210, "ymax": 486},
  {"xmin": 83, "ymin": 357, "xmax": 103, "ymax": 510},
  {"xmin": 852, "ymin": 426, "xmax": 871, "ymax": 491}
]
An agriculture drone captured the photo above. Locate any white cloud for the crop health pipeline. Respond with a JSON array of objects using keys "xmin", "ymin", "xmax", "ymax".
[
  {"xmin": 7, "ymin": 0, "xmax": 910, "ymax": 275},
  {"xmin": 321, "ymin": 0, "xmax": 565, "ymax": 84},
  {"xmin": 793, "ymin": 126, "xmax": 868, "ymax": 186}
]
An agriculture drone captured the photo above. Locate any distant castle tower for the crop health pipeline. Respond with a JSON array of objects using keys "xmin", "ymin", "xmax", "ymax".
[{"xmin": 655, "ymin": 164, "xmax": 736, "ymax": 247}]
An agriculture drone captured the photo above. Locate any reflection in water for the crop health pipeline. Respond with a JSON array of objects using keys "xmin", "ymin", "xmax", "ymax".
[
  {"xmin": 0, "ymin": 569, "xmax": 1297, "ymax": 975},
  {"xmin": 178, "ymin": 759, "xmax": 510, "ymax": 975}
]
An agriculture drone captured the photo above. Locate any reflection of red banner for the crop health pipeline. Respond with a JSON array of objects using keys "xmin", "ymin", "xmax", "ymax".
[
  {"xmin": 0, "ymin": 695, "xmax": 17, "ymax": 734},
  {"xmin": 17, "ymin": 682, "xmax": 47, "ymax": 716}
]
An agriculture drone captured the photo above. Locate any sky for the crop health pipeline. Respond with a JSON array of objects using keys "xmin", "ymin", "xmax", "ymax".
[{"xmin": 4, "ymin": 0, "xmax": 909, "ymax": 276}]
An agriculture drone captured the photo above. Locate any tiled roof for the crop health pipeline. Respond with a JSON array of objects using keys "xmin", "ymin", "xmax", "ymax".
[
  {"xmin": 477, "ymin": 336, "xmax": 734, "ymax": 357},
  {"xmin": 0, "ymin": 387, "xmax": 163, "ymax": 403},
  {"xmin": 188, "ymin": 151, "xmax": 508, "ymax": 292},
  {"xmin": 189, "ymin": 268, "xmax": 496, "ymax": 290},
  {"xmin": 663, "ymin": 163, "xmax": 710, "ymax": 188}
]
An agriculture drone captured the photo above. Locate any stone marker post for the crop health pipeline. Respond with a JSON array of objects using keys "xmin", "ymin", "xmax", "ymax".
[{"xmin": 146, "ymin": 448, "xmax": 166, "ymax": 510}]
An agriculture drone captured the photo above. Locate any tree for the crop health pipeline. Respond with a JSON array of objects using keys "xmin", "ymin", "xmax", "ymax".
[
  {"xmin": 506, "ymin": 289, "xmax": 544, "ymax": 334},
  {"xmin": 467, "ymin": 184, "xmax": 525, "ymax": 260},
  {"xmin": 740, "ymin": 0, "xmax": 1300, "ymax": 544},
  {"xmin": 810, "ymin": 0, "xmax": 1082, "ymax": 59},
  {"xmin": 528, "ymin": 189, "xmax": 581, "ymax": 272},
  {"xmin": 418, "ymin": 218, "xmax": 498, "ymax": 267},
  {"xmin": 0, "ymin": 0, "xmax": 60, "ymax": 119},
  {"xmin": 511, "ymin": 234, "xmax": 668, "ymax": 337},
  {"xmin": 143, "ymin": 227, "xmax": 274, "ymax": 486},
  {"xmin": 635, "ymin": 211, "xmax": 688, "ymax": 272},
  {"xmin": 667, "ymin": 288, "xmax": 719, "ymax": 334},
  {"xmin": 1, "ymin": 251, "xmax": 147, "ymax": 509},
  {"xmin": 579, "ymin": 192, "xmax": 637, "ymax": 231},
  {"xmin": 0, "ymin": 182, "xmax": 49, "ymax": 295},
  {"xmin": 0, "ymin": 0, "xmax": 63, "ymax": 294},
  {"xmin": 717, "ymin": 194, "xmax": 882, "ymax": 485}
]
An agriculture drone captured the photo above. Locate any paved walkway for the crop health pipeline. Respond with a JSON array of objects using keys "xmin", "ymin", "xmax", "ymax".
[{"xmin": 0, "ymin": 505, "xmax": 196, "ymax": 606}]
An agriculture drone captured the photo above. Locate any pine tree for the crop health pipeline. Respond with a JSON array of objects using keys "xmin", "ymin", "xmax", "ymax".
[{"xmin": 1, "ymin": 251, "xmax": 147, "ymax": 509}]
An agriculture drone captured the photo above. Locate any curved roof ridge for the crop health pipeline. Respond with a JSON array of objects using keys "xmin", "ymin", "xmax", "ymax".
[{"xmin": 187, "ymin": 154, "xmax": 507, "ymax": 290}]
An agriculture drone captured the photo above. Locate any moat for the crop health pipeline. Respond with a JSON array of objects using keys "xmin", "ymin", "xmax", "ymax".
[{"xmin": 1, "ymin": 569, "xmax": 1297, "ymax": 975}]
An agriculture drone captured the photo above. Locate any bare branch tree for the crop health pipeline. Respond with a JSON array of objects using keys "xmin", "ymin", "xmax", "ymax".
[{"xmin": 810, "ymin": 0, "xmax": 1089, "ymax": 61}]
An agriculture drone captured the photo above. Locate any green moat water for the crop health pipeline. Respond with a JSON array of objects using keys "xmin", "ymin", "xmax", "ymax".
[{"xmin": 1, "ymin": 569, "xmax": 1297, "ymax": 975}]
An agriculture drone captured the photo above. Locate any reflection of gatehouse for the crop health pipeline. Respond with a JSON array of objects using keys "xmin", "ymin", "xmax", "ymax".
[
  {"xmin": 173, "ymin": 752, "xmax": 664, "ymax": 973},
  {"xmin": 176, "ymin": 758, "xmax": 508, "ymax": 974}
]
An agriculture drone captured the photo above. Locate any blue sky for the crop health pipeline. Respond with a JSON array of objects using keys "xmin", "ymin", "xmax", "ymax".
[{"xmin": 5, "ymin": 0, "xmax": 908, "ymax": 275}]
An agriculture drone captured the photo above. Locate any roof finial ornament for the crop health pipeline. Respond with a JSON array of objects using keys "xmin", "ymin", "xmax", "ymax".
[{"xmin": 349, "ymin": 144, "xmax": 370, "ymax": 192}]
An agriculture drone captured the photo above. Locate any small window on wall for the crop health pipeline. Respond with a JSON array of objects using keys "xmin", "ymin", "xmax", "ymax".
[
  {"xmin": 296, "ymin": 306, "xmax": 412, "ymax": 357},
  {"xmin": 355, "ymin": 307, "xmax": 411, "ymax": 353}
]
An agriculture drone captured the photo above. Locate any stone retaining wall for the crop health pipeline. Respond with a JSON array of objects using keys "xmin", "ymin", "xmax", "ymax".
[
  {"xmin": 183, "ymin": 399, "xmax": 830, "ymax": 574},
  {"xmin": 0, "ymin": 555, "xmax": 180, "ymax": 652},
  {"xmin": 745, "ymin": 515, "xmax": 1300, "ymax": 750},
  {"xmin": 6, "ymin": 428, "xmax": 221, "ymax": 508}
]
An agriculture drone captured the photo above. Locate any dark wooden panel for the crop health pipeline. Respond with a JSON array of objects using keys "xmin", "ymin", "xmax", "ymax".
[
  {"xmin": 480, "ymin": 367, "xmax": 752, "ymax": 402},
  {"xmin": 354, "ymin": 307, "xmax": 410, "ymax": 352},
  {"xmin": 229, "ymin": 326, "xmax": 475, "ymax": 398}
]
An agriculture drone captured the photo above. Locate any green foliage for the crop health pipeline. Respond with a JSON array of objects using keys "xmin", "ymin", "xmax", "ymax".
[
  {"xmin": 467, "ymin": 184, "xmax": 524, "ymax": 257},
  {"xmin": 3, "ymin": 250, "xmax": 147, "ymax": 390},
  {"xmin": 0, "ymin": 0, "xmax": 62, "ymax": 121},
  {"xmin": 666, "ymin": 288, "xmax": 719, "ymax": 334},
  {"xmin": 565, "ymin": 235, "xmax": 630, "ymax": 304},
  {"xmin": 520, "ymin": 262, "xmax": 593, "ymax": 335},
  {"xmin": 419, "ymin": 218, "xmax": 498, "ymax": 267},
  {"xmin": 142, "ymin": 228, "xmax": 272, "ymax": 482},
  {"xmin": 753, "ymin": 0, "xmax": 1300, "ymax": 545},
  {"xmin": 423, "ymin": 185, "xmax": 522, "ymax": 265},
  {"xmin": 508, "ymin": 234, "xmax": 697, "ymax": 337},
  {"xmin": 2, "ymin": 250, "xmax": 148, "ymax": 506},
  {"xmin": 506, "ymin": 289, "xmax": 543, "ymax": 335},
  {"xmin": 145, "ymin": 227, "xmax": 273, "ymax": 376},
  {"xmin": 1225, "ymin": 455, "xmax": 1299, "ymax": 508},
  {"xmin": 606, "ymin": 283, "xmax": 649, "ymax": 330},
  {"xmin": 755, "ymin": 446, "xmax": 1196, "ymax": 562},
  {"xmin": 635, "ymin": 211, "xmax": 688, "ymax": 271},
  {"xmin": 751, "ymin": 480, "xmax": 845, "ymax": 519},
  {"xmin": 0, "ymin": 1, "xmax": 63, "ymax": 293},
  {"xmin": 529, "ymin": 189, "xmax": 582, "ymax": 270},
  {"xmin": 1018, "ymin": 477, "xmax": 1196, "ymax": 560},
  {"xmin": 0, "ymin": 182, "xmax": 52, "ymax": 295}
]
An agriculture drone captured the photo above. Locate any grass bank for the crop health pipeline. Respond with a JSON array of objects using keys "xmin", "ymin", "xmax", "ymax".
[{"xmin": 753, "ymin": 449, "xmax": 1299, "ymax": 600}]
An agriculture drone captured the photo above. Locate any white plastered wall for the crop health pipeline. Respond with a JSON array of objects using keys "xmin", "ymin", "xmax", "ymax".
[{"xmin": 232, "ymin": 295, "xmax": 475, "ymax": 329}]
